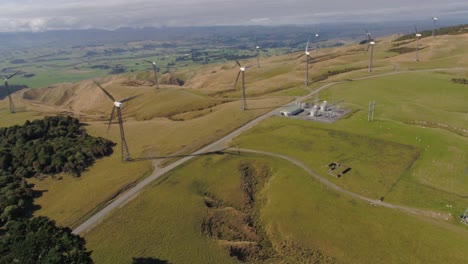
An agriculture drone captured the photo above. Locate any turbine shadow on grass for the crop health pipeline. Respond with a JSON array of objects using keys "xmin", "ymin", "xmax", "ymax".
[
  {"xmin": 132, "ymin": 147, "xmax": 240, "ymax": 161},
  {"xmin": 244, "ymin": 105, "xmax": 279, "ymax": 111},
  {"xmin": 132, "ymin": 257, "xmax": 170, "ymax": 264}
]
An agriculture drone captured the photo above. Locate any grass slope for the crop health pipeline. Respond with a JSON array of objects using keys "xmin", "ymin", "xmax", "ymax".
[{"xmin": 85, "ymin": 153, "xmax": 468, "ymax": 263}]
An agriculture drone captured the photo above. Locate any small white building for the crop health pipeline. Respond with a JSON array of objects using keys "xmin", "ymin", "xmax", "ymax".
[{"xmin": 280, "ymin": 105, "xmax": 303, "ymax": 117}]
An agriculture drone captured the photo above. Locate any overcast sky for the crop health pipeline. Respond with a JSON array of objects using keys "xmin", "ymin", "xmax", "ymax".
[{"xmin": 1, "ymin": 0, "xmax": 467, "ymax": 32}]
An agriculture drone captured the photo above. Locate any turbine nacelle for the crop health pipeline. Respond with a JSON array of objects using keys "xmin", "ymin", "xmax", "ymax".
[
  {"xmin": 256, "ymin": 46, "xmax": 260, "ymax": 49},
  {"xmin": 114, "ymin": 101, "xmax": 123, "ymax": 108},
  {"xmin": 305, "ymin": 51, "xmax": 310, "ymax": 56},
  {"xmin": 416, "ymin": 33, "xmax": 422, "ymax": 37},
  {"xmin": 433, "ymin": 17, "xmax": 438, "ymax": 21},
  {"xmin": 369, "ymin": 41, "xmax": 375, "ymax": 45},
  {"xmin": 240, "ymin": 67, "xmax": 246, "ymax": 72}
]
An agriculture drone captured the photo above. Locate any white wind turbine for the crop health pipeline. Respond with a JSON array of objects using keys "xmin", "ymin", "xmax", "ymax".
[
  {"xmin": 95, "ymin": 81, "xmax": 140, "ymax": 161},
  {"xmin": 414, "ymin": 26, "xmax": 422, "ymax": 61},
  {"xmin": 143, "ymin": 58, "xmax": 160, "ymax": 89},
  {"xmin": 234, "ymin": 60, "xmax": 254, "ymax": 111},
  {"xmin": 432, "ymin": 17, "xmax": 438, "ymax": 38},
  {"xmin": 365, "ymin": 30, "xmax": 375, "ymax": 72}
]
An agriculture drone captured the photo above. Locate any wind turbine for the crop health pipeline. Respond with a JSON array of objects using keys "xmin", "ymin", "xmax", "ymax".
[
  {"xmin": 94, "ymin": 81, "xmax": 140, "ymax": 161},
  {"xmin": 414, "ymin": 26, "xmax": 422, "ymax": 61},
  {"xmin": 234, "ymin": 60, "xmax": 254, "ymax": 111},
  {"xmin": 254, "ymin": 36, "xmax": 265, "ymax": 67},
  {"xmin": 315, "ymin": 31, "xmax": 320, "ymax": 50},
  {"xmin": 297, "ymin": 37, "xmax": 313, "ymax": 86},
  {"xmin": 143, "ymin": 58, "xmax": 160, "ymax": 89},
  {"xmin": 1, "ymin": 71, "xmax": 20, "ymax": 113},
  {"xmin": 365, "ymin": 30, "xmax": 375, "ymax": 72},
  {"xmin": 432, "ymin": 17, "xmax": 438, "ymax": 38}
]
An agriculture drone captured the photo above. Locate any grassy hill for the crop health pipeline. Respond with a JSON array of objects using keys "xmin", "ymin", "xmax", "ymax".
[{"xmin": 1, "ymin": 30, "xmax": 467, "ymax": 263}]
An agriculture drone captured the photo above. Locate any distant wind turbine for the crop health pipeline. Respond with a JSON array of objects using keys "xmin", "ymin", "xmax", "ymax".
[
  {"xmin": 95, "ymin": 81, "xmax": 140, "ymax": 161},
  {"xmin": 1, "ymin": 71, "xmax": 20, "ymax": 113},
  {"xmin": 254, "ymin": 36, "xmax": 266, "ymax": 67},
  {"xmin": 143, "ymin": 58, "xmax": 160, "ymax": 89},
  {"xmin": 365, "ymin": 30, "xmax": 375, "ymax": 72},
  {"xmin": 297, "ymin": 37, "xmax": 313, "ymax": 86},
  {"xmin": 414, "ymin": 26, "xmax": 422, "ymax": 61},
  {"xmin": 315, "ymin": 32, "xmax": 319, "ymax": 50},
  {"xmin": 234, "ymin": 60, "xmax": 254, "ymax": 111},
  {"xmin": 432, "ymin": 17, "xmax": 438, "ymax": 38}
]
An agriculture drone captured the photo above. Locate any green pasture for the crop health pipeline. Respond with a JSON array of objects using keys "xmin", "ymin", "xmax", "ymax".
[
  {"xmin": 85, "ymin": 153, "xmax": 468, "ymax": 263},
  {"xmin": 233, "ymin": 70, "xmax": 468, "ymax": 214}
]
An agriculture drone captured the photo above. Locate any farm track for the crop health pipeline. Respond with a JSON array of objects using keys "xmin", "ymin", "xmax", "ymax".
[{"xmin": 72, "ymin": 67, "xmax": 468, "ymax": 235}]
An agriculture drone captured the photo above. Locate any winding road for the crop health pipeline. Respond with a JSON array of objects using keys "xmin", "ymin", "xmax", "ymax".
[
  {"xmin": 230, "ymin": 148, "xmax": 449, "ymax": 220},
  {"xmin": 72, "ymin": 68, "xmax": 466, "ymax": 235}
]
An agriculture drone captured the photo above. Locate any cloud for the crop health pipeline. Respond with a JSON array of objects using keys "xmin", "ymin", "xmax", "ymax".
[{"xmin": 0, "ymin": 0, "xmax": 467, "ymax": 32}]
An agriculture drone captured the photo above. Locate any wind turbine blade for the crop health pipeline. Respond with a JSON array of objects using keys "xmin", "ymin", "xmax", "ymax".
[
  {"xmin": 255, "ymin": 36, "xmax": 259, "ymax": 49},
  {"xmin": 306, "ymin": 37, "xmax": 310, "ymax": 52},
  {"xmin": 245, "ymin": 65, "xmax": 255, "ymax": 70},
  {"xmin": 94, "ymin": 81, "xmax": 115, "ymax": 102},
  {"xmin": 364, "ymin": 29, "xmax": 371, "ymax": 42},
  {"xmin": 234, "ymin": 59, "xmax": 241, "ymax": 67},
  {"xmin": 366, "ymin": 44, "xmax": 371, "ymax": 52},
  {"xmin": 414, "ymin": 25, "xmax": 418, "ymax": 33},
  {"xmin": 119, "ymin": 94, "xmax": 141, "ymax": 103},
  {"xmin": 6, "ymin": 71, "xmax": 20, "ymax": 80},
  {"xmin": 107, "ymin": 106, "xmax": 116, "ymax": 134},
  {"xmin": 143, "ymin": 60, "xmax": 153, "ymax": 64},
  {"xmin": 234, "ymin": 71, "xmax": 241, "ymax": 89}
]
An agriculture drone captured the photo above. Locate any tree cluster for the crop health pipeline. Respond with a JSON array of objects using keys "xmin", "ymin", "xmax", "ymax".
[
  {"xmin": 0, "ymin": 116, "xmax": 111, "ymax": 263},
  {"xmin": 0, "ymin": 217, "xmax": 92, "ymax": 264},
  {"xmin": 0, "ymin": 115, "xmax": 115, "ymax": 177}
]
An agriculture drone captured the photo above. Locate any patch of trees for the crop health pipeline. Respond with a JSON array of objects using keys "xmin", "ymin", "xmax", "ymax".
[
  {"xmin": 0, "ymin": 216, "xmax": 92, "ymax": 263},
  {"xmin": 109, "ymin": 65, "xmax": 126, "ymax": 74},
  {"xmin": 0, "ymin": 171, "xmax": 32, "ymax": 227},
  {"xmin": 23, "ymin": 73, "xmax": 35, "ymax": 78},
  {"xmin": 90, "ymin": 64, "xmax": 110, "ymax": 69},
  {"xmin": 452, "ymin": 78, "xmax": 468, "ymax": 85},
  {"xmin": 0, "ymin": 116, "xmax": 110, "ymax": 263},
  {"xmin": 0, "ymin": 115, "xmax": 115, "ymax": 177},
  {"xmin": 85, "ymin": 51, "xmax": 99, "ymax": 57},
  {"xmin": 9, "ymin": 59, "xmax": 26, "ymax": 64}
]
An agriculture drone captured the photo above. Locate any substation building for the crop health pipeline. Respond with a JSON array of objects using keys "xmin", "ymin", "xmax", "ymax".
[{"xmin": 280, "ymin": 105, "xmax": 303, "ymax": 117}]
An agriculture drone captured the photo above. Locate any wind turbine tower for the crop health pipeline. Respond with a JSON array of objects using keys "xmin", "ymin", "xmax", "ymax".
[
  {"xmin": 1, "ymin": 71, "xmax": 20, "ymax": 113},
  {"xmin": 432, "ymin": 17, "xmax": 438, "ymax": 37},
  {"xmin": 414, "ymin": 26, "xmax": 422, "ymax": 61},
  {"xmin": 365, "ymin": 31, "xmax": 375, "ymax": 72},
  {"xmin": 143, "ymin": 58, "xmax": 160, "ymax": 89},
  {"xmin": 297, "ymin": 37, "xmax": 313, "ymax": 86},
  {"xmin": 95, "ymin": 82, "xmax": 140, "ymax": 161},
  {"xmin": 255, "ymin": 36, "xmax": 261, "ymax": 67},
  {"xmin": 234, "ymin": 60, "xmax": 254, "ymax": 111}
]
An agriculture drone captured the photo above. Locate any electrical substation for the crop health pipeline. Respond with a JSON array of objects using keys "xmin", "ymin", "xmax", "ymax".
[{"xmin": 279, "ymin": 99, "xmax": 349, "ymax": 123}]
